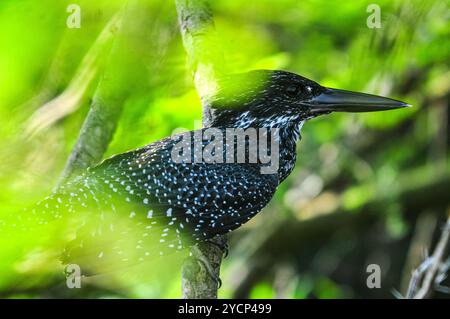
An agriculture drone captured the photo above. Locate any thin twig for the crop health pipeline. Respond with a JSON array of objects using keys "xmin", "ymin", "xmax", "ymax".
[{"xmin": 407, "ymin": 219, "xmax": 450, "ymax": 299}]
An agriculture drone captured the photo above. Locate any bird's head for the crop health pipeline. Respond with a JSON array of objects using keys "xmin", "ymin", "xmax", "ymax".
[{"xmin": 209, "ymin": 70, "xmax": 410, "ymax": 129}]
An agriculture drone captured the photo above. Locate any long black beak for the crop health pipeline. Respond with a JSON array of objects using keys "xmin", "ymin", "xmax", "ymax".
[{"xmin": 306, "ymin": 88, "xmax": 411, "ymax": 112}]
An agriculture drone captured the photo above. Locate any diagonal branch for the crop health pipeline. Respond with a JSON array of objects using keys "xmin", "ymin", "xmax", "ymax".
[
  {"xmin": 26, "ymin": 14, "xmax": 121, "ymax": 137},
  {"xmin": 58, "ymin": 5, "xmax": 133, "ymax": 185}
]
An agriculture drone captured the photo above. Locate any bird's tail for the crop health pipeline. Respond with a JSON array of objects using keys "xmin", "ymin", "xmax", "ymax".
[
  {"xmin": 0, "ymin": 191, "xmax": 86, "ymax": 279},
  {"xmin": 1, "ymin": 192, "xmax": 76, "ymax": 233},
  {"xmin": 0, "ymin": 173, "xmax": 105, "ymax": 234}
]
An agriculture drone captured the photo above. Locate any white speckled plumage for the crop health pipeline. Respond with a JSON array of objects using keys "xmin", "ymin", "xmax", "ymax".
[{"xmin": 16, "ymin": 70, "xmax": 328, "ymax": 270}]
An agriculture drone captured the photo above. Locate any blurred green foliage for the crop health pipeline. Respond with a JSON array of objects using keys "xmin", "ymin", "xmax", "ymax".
[{"xmin": 0, "ymin": 0, "xmax": 448, "ymax": 298}]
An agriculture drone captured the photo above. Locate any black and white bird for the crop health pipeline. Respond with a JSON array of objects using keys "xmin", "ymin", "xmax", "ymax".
[{"xmin": 6, "ymin": 70, "xmax": 409, "ymax": 272}]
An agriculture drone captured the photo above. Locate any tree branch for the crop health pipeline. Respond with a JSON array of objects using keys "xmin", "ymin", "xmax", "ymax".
[
  {"xmin": 58, "ymin": 7, "xmax": 131, "ymax": 184},
  {"xmin": 406, "ymin": 218, "xmax": 450, "ymax": 299},
  {"xmin": 26, "ymin": 14, "xmax": 121, "ymax": 137},
  {"xmin": 175, "ymin": 0, "xmax": 227, "ymax": 299},
  {"xmin": 175, "ymin": 0, "xmax": 225, "ymax": 125}
]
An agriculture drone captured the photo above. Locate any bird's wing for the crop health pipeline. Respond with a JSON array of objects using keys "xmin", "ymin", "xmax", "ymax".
[{"xmin": 61, "ymin": 132, "xmax": 278, "ymax": 271}]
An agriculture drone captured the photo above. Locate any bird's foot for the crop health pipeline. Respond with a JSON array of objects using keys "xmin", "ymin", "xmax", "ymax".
[{"xmin": 191, "ymin": 245, "xmax": 222, "ymax": 288}]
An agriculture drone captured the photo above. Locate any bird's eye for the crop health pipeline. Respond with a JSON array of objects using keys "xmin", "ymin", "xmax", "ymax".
[{"xmin": 286, "ymin": 85, "xmax": 300, "ymax": 97}]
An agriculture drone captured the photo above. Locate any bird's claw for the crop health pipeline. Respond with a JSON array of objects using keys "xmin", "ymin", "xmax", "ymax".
[{"xmin": 191, "ymin": 245, "xmax": 222, "ymax": 288}]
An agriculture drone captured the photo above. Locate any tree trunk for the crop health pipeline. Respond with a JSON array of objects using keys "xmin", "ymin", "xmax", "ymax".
[{"xmin": 175, "ymin": 0, "xmax": 228, "ymax": 299}]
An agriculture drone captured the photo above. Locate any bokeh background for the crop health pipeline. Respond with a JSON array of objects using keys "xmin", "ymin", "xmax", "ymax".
[{"xmin": 0, "ymin": 0, "xmax": 449, "ymax": 298}]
